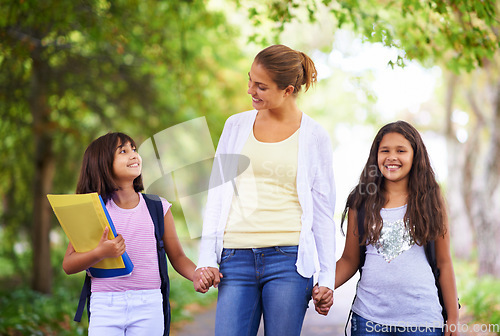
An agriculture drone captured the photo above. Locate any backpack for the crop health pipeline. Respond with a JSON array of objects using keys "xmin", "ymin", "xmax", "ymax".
[
  {"xmin": 355, "ymin": 204, "xmax": 459, "ymax": 322},
  {"xmin": 74, "ymin": 193, "xmax": 171, "ymax": 336}
]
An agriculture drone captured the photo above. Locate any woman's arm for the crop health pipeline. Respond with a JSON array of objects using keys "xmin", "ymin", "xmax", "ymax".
[
  {"xmin": 62, "ymin": 227, "xmax": 125, "ymax": 274},
  {"xmin": 310, "ymin": 128, "xmax": 336, "ymax": 291},
  {"xmin": 196, "ymin": 117, "xmax": 234, "ymax": 269},
  {"xmin": 435, "ymin": 219, "xmax": 459, "ymax": 336},
  {"xmin": 335, "ymin": 208, "xmax": 361, "ymax": 289},
  {"xmin": 309, "ymin": 128, "xmax": 336, "ymax": 316}
]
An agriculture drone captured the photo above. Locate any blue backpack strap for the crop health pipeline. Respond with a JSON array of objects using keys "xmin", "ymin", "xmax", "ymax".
[
  {"xmin": 143, "ymin": 193, "xmax": 171, "ymax": 336},
  {"xmin": 74, "ymin": 273, "xmax": 91, "ymax": 322}
]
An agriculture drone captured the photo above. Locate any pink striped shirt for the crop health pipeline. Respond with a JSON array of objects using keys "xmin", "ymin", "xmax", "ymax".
[{"xmin": 91, "ymin": 193, "xmax": 171, "ymax": 292}]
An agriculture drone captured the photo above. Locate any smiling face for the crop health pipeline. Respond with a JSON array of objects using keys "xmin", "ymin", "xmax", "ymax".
[
  {"xmin": 247, "ymin": 61, "xmax": 292, "ymax": 111},
  {"xmin": 112, "ymin": 141, "xmax": 142, "ymax": 184},
  {"xmin": 377, "ymin": 132, "xmax": 414, "ymax": 185}
]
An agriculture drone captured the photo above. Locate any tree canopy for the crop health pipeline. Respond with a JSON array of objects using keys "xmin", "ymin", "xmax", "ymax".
[
  {"xmin": 240, "ymin": 0, "xmax": 499, "ymax": 72},
  {"xmin": 0, "ymin": 0, "xmax": 249, "ymax": 293}
]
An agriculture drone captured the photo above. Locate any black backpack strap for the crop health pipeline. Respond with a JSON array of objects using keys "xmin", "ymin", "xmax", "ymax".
[
  {"xmin": 74, "ymin": 273, "xmax": 91, "ymax": 322},
  {"xmin": 424, "ymin": 240, "xmax": 461, "ymax": 322},
  {"xmin": 426, "ymin": 240, "xmax": 454, "ymax": 321},
  {"xmin": 143, "ymin": 193, "xmax": 171, "ymax": 336}
]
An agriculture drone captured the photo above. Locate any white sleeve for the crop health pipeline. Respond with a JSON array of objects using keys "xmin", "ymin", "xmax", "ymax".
[
  {"xmin": 311, "ymin": 129, "xmax": 336, "ymax": 289},
  {"xmin": 196, "ymin": 119, "xmax": 233, "ymax": 268}
]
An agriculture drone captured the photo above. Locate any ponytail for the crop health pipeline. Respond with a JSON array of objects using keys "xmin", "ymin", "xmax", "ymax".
[{"xmin": 297, "ymin": 51, "xmax": 317, "ymax": 92}]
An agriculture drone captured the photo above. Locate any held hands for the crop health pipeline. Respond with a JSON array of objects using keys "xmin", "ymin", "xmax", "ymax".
[
  {"xmin": 97, "ymin": 227, "xmax": 126, "ymax": 259},
  {"xmin": 444, "ymin": 318, "xmax": 459, "ymax": 336},
  {"xmin": 193, "ymin": 267, "xmax": 223, "ymax": 293},
  {"xmin": 312, "ymin": 285, "xmax": 334, "ymax": 316}
]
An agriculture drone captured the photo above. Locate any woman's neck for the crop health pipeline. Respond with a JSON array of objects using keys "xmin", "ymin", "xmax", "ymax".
[
  {"xmin": 265, "ymin": 99, "xmax": 301, "ymax": 123},
  {"xmin": 112, "ymin": 186, "xmax": 140, "ymax": 209}
]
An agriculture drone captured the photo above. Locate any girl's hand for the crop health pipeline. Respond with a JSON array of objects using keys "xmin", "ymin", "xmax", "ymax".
[
  {"xmin": 444, "ymin": 318, "xmax": 459, "ymax": 336},
  {"xmin": 195, "ymin": 267, "xmax": 212, "ymax": 293},
  {"xmin": 193, "ymin": 267, "xmax": 223, "ymax": 293},
  {"xmin": 97, "ymin": 227, "xmax": 126, "ymax": 259},
  {"xmin": 193, "ymin": 267, "xmax": 210, "ymax": 293},
  {"xmin": 312, "ymin": 285, "xmax": 334, "ymax": 316}
]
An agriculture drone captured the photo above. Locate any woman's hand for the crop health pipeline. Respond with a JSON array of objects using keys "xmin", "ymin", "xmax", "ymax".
[
  {"xmin": 312, "ymin": 285, "xmax": 334, "ymax": 316},
  {"xmin": 193, "ymin": 267, "xmax": 223, "ymax": 293}
]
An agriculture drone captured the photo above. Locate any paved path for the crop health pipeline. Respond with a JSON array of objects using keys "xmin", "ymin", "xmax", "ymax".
[{"xmin": 173, "ymin": 275, "xmax": 357, "ymax": 336}]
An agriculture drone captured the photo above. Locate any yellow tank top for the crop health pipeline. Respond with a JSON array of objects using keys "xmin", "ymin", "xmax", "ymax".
[{"xmin": 223, "ymin": 128, "xmax": 302, "ymax": 248}]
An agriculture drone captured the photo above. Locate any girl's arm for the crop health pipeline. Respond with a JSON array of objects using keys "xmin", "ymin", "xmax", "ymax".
[
  {"xmin": 163, "ymin": 208, "xmax": 196, "ymax": 280},
  {"xmin": 335, "ymin": 208, "xmax": 361, "ymax": 289},
  {"xmin": 314, "ymin": 208, "xmax": 361, "ymax": 315},
  {"xmin": 435, "ymin": 219, "xmax": 459, "ymax": 335},
  {"xmin": 62, "ymin": 227, "xmax": 126, "ymax": 274},
  {"xmin": 163, "ymin": 208, "xmax": 213, "ymax": 292}
]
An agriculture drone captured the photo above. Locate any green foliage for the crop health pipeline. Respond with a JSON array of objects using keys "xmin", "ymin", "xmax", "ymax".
[
  {"xmin": 0, "ymin": 235, "xmax": 217, "ymax": 334},
  {"xmin": 237, "ymin": 0, "xmax": 499, "ymax": 73},
  {"xmin": 455, "ymin": 259, "xmax": 500, "ymax": 328},
  {"xmin": 0, "ymin": 272, "xmax": 217, "ymax": 335},
  {"xmin": 0, "ymin": 0, "xmax": 249, "ymax": 292},
  {"xmin": 0, "ymin": 275, "xmax": 88, "ymax": 336}
]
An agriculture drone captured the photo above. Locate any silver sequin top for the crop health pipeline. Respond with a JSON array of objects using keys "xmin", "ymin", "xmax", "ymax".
[
  {"xmin": 374, "ymin": 218, "xmax": 414, "ymax": 262},
  {"xmin": 352, "ymin": 204, "xmax": 443, "ymax": 327}
]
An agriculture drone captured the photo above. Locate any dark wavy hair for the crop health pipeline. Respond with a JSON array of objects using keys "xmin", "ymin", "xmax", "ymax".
[
  {"xmin": 341, "ymin": 121, "xmax": 447, "ymax": 246},
  {"xmin": 76, "ymin": 132, "xmax": 143, "ymax": 203}
]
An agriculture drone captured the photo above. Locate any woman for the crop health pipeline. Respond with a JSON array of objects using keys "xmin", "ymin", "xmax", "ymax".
[{"xmin": 194, "ymin": 44, "xmax": 336, "ymax": 336}]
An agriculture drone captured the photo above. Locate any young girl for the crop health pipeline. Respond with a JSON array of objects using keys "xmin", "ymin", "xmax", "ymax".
[
  {"xmin": 62, "ymin": 132, "xmax": 212, "ymax": 336},
  {"xmin": 194, "ymin": 44, "xmax": 336, "ymax": 336},
  {"xmin": 316, "ymin": 121, "xmax": 459, "ymax": 335}
]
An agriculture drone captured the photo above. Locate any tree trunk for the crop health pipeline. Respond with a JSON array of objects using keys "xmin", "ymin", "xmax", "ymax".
[
  {"xmin": 445, "ymin": 74, "xmax": 474, "ymax": 259},
  {"xmin": 30, "ymin": 47, "xmax": 55, "ymax": 294},
  {"xmin": 475, "ymin": 80, "xmax": 500, "ymax": 277}
]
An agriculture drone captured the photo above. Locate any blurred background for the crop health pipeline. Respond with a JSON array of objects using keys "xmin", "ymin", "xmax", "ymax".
[{"xmin": 1, "ymin": 0, "xmax": 499, "ymax": 335}]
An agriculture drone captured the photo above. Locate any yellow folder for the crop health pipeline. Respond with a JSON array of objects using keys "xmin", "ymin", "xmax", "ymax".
[{"xmin": 47, "ymin": 193, "xmax": 133, "ymax": 277}]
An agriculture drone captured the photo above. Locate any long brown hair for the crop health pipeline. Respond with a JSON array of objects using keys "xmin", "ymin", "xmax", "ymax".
[
  {"xmin": 76, "ymin": 132, "xmax": 143, "ymax": 203},
  {"xmin": 341, "ymin": 121, "xmax": 447, "ymax": 246},
  {"xmin": 254, "ymin": 44, "xmax": 317, "ymax": 94}
]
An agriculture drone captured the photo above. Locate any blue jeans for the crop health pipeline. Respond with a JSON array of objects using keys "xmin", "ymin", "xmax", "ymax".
[
  {"xmin": 215, "ymin": 246, "xmax": 313, "ymax": 336},
  {"xmin": 351, "ymin": 312, "xmax": 443, "ymax": 336}
]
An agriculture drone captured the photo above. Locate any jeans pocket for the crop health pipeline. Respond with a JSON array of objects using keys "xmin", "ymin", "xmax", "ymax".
[
  {"xmin": 219, "ymin": 248, "xmax": 235, "ymax": 265},
  {"xmin": 141, "ymin": 290, "xmax": 163, "ymax": 304},
  {"xmin": 275, "ymin": 245, "xmax": 298, "ymax": 257},
  {"xmin": 89, "ymin": 295, "xmax": 110, "ymax": 315},
  {"xmin": 351, "ymin": 313, "xmax": 358, "ymax": 333}
]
